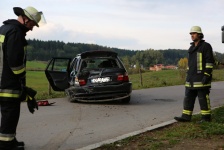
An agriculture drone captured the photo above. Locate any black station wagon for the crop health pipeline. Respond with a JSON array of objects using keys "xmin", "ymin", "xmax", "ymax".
[{"xmin": 45, "ymin": 50, "xmax": 132, "ymax": 103}]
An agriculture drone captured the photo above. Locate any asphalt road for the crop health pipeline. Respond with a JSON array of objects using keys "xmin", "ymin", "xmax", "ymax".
[{"xmin": 12, "ymin": 81, "xmax": 224, "ymax": 150}]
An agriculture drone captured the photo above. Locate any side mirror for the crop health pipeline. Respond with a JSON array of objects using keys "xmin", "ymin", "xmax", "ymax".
[{"xmin": 222, "ymin": 26, "xmax": 224, "ymax": 43}]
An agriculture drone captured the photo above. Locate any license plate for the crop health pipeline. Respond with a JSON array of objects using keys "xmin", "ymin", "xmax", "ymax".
[{"xmin": 91, "ymin": 77, "xmax": 110, "ymax": 83}]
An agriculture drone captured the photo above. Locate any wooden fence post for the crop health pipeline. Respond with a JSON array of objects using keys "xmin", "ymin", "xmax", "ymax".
[
  {"xmin": 48, "ymin": 83, "xmax": 52, "ymax": 95},
  {"xmin": 139, "ymin": 68, "xmax": 143, "ymax": 86}
]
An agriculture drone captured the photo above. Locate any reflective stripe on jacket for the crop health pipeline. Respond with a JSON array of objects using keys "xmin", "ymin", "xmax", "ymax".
[
  {"xmin": 0, "ymin": 89, "xmax": 20, "ymax": 98},
  {"xmin": 185, "ymin": 82, "xmax": 211, "ymax": 88},
  {"xmin": 0, "ymin": 133, "xmax": 15, "ymax": 141}
]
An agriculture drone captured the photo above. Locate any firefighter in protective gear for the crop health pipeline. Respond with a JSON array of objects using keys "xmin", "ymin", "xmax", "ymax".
[
  {"xmin": 0, "ymin": 6, "xmax": 45, "ymax": 150},
  {"xmin": 174, "ymin": 26, "xmax": 214, "ymax": 122}
]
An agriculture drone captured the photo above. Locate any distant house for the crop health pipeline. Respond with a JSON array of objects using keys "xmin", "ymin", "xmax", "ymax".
[
  {"xmin": 164, "ymin": 65, "xmax": 177, "ymax": 70},
  {"xmin": 149, "ymin": 64, "xmax": 164, "ymax": 71},
  {"xmin": 149, "ymin": 64, "xmax": 177, "ymax": 71}
]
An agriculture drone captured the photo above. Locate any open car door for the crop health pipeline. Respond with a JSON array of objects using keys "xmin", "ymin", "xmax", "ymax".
[{"xmin": 45, "ymin": 57, "xmax": 71, "ymax": 91}]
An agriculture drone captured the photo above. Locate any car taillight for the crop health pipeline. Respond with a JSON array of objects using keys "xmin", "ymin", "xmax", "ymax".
[
  {"xmin": 123, "ymin": 74, "xmax": 129, "ymax": 81},
  {"xmin": 75, "ymin": 77, "xmax": 86, "ymax": 86},
  {"xmin": 117, "ymin": 73, "xmax": 129, "ymax": 82},
  {"xmin": 79, "ymin": 79, "xmax": 86, "ymax": 86}
]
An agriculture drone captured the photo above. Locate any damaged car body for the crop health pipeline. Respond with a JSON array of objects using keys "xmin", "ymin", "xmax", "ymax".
[{"xmin": 45, "ymin": 50, "xmax": 132, "ymax": 103}]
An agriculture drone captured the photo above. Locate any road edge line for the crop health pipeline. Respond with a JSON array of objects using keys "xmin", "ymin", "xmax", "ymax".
[{"xmin": 76, "ymin": 119, "xmax": 177, "ymax": 150}]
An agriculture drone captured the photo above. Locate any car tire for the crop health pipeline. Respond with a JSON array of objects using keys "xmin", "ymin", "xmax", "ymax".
[
  {"xmin": 121, "ymin": 96, "xmax": 130, "ymax": 103},
  {"xmin": 69, "ymin": 97, "xmax": 77, "ymax": 103},
  {"xmin": 66, "ymin": 94, "xmax": 77, "ymax": 103}
]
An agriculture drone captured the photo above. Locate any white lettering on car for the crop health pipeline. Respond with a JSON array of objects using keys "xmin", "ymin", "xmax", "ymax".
[{"xmin": 91, "ymin": 77, "xmax": 110, "ymax": 83}]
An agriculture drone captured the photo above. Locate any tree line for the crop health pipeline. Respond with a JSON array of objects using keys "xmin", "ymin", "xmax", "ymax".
[{"xmin": 27, "ymin": 39, "xmax": 224, "ymax": 68}]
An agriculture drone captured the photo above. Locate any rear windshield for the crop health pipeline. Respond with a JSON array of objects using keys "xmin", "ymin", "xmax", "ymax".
[{"xmin": 80, "ymin": 58, "xmax": 121, "ymax": 70}]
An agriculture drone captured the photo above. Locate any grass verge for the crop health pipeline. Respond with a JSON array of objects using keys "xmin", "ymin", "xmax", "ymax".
[{"xmin": 94, "ymin": 106, "xmax": 224, "ymax": 150}]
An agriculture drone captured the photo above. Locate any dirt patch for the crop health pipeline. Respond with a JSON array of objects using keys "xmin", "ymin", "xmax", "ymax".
[{"xmin": 170, "ymin": 136, "xmax": 224, "ymax": 150}]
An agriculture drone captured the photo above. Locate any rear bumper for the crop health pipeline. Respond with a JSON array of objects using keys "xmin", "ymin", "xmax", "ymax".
[{"xmin": 65, "ymin": 82, "xmax": 132, "ymax": 102}]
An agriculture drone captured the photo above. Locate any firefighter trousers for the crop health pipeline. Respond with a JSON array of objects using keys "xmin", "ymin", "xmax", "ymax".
[
  {"xmin": 0, "ymin": 100, "xmax": 21, "ymax": 149},
  {"xmin": 181, "ymin": 88, "xmax": 211, "ymax": 121}
]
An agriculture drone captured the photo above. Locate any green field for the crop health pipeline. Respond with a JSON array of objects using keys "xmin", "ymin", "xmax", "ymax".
[
  {"xmin": 26, "ymin": 60, "xmax": 48, "ymax": 70},
  {"xmin": 26, "ymin": 71, "xmax": 65, "ymax": 100},
  {"xmin": 26, "ymin": 60, "xmax": 64, "ymax": 100},
  {"xmin": 26, "ymin": 61, "xmax": 224, "ymax": 100},
  {"xmin": 130, "ymin": 69, "xmax": 224, "ymax": 89}
]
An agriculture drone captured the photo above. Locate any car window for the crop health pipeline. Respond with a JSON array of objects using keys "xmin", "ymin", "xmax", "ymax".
[
  {"xmin": 81, "ymin": 58, "xmax": 120, "ymax": 70},
  {"xmin": 48, "ymin": 58, "xmax": 69, "ymax": 72}
]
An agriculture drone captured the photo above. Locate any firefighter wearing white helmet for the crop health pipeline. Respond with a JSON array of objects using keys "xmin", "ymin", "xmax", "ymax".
[
  {"xmin": 0, "ymin": 6, "xmax": 46, "ymax": 150},
  {"xmin": 174, "ymin": 26, "xmax": 215, "ymax": 123},
  {"xmin": 13, "ymin": 6, "xmax": 46, "ymax": 30},
  {"xmin": 190, "ymin": 26, "xmax": 202, "ymax": 33},
  {"xmin": 190, "ymin": 26, "xmax": 204, "ymax": 39}
]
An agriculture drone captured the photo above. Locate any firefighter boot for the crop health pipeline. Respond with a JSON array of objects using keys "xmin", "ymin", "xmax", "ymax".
[
  {"xmin": 13, "ymin": 138, "xmax": 25, "ymax": 147},
  {"xmin": 0, "ymin": 140, "xmax": 24, "ymax": 150},
  {"xmin": 174, "ymin": 114, "xmax": 191, "ymax": 122},
  {"xmin": 198, "ymin": 115, "xmax": 211, "ymax": 123},
  {"xmin": 12, "ymin": 146, "xmax": 25, "ymax": 150}
]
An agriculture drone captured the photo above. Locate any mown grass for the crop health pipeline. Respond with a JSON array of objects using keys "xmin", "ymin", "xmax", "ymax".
[
  {"xmin": 129, "ymin": 70, "xmax": 184, "ymax": 90},
  {"xmin": 130, "ymin": 69, "xmax": 224, "ymax": 90}
]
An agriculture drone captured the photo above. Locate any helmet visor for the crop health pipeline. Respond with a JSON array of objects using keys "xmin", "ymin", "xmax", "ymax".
[
  {"xmin": 37, "ymin": 12, "xmax": 47, "ymax": 27},
  {"xmin": 24, "ymin": 10, "xmax": 47, "ymax": 27}
]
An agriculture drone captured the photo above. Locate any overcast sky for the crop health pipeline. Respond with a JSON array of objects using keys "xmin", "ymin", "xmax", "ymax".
[{"xmin": 1, "ymin": 0, "xmax": 224, "ymax": 53}]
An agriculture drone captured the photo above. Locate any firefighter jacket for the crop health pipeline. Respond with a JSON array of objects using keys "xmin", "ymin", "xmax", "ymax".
[
  {"xmin": 0, "ymin": 19, "xmax": 29, "ymax": 101},
  {"xmin": 185, "ymin": 40, "xmax": 214, "ymax": 89}
]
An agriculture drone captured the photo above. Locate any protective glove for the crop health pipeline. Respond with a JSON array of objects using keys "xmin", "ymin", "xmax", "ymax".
[
  {"xmin": 27, "ymin": 96, "xmax": 38, "ymax": 114},
  {"xmin": 202, "ymin": 75, "xmax": 210, "ymax": 85},
  {"xmin": 26, "ymin": 87, "xmax": 38, "ymax": 114}
]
